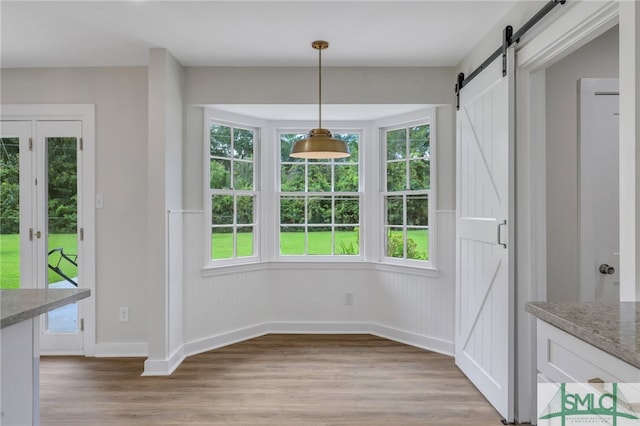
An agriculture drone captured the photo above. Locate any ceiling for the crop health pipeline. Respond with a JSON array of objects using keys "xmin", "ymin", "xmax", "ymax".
[{"xmin": 1, "ymin": 1, "xmax": 518, "ymax": 69}]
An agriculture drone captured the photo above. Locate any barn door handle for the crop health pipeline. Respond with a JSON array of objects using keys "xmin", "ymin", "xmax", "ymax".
[{"xmin": 497, "ymin": 220, "xmax": 507, "ymax": 248}]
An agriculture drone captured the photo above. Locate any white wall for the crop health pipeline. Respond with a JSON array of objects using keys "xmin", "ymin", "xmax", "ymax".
[
  {"xmin": 145, "ymin": 48, "xmax": 186, "ymax": 374},
  {"xmin": 0, "ymin": 67, "xmax": 150, "ymax": 354},
  {"xmin": 545, "ymin": 26, "xmax": 619, "ymax": 302},
  {"xmin": 185, "ymin": 67, "xmax": 454, "ymax": 105}
]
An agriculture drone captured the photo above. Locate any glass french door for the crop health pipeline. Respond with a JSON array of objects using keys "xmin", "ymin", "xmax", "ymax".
[
  {"xmin": 37, "ymin": 121, "xmax": 83, "ymax": 353},
  {"xmin": 0, "ymin": 120, "xmax": 84, "ymax": 354}
]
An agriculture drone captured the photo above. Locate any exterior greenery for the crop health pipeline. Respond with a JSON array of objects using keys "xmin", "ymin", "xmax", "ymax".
[
  {"xmin": 210, "ymin": 124, "xmax": 256, "ymax": 259},
  {"xmin": 384, "ymin": 124, "xmax": 430, "ymax": 261},
  {"xmin": 1, "ymin": 138, "xmax": 20, "ymax": 234},
  {"xmin": 279, "ymin": 132, "xmax": 360, "ymax": 256},
  {"xmin": 1, "ymin": 137, "xmax": 79, "ymax": 288}
]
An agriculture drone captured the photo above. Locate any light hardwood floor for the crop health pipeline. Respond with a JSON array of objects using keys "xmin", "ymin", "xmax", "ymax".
[{"xmin": 40, "ymin": 334, "xmax": 502, "ymax": 425}]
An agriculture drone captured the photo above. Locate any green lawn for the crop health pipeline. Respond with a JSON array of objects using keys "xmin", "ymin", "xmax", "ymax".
[
  {"xmin": 0, "ymin": 234, "xmax": 78, "ymax": 289},
  {"xmin": 212, "ymin": 230, "xmax": 429, "ymax": 259},
  {"xmin": 1, "ymin": 230, "xmax": 429, "ymax": 288}
]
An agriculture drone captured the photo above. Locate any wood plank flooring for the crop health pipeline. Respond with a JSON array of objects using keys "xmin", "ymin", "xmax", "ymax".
[{"xmin": 40, "ymin": 334, "xmax": 502, "ymax": 425}]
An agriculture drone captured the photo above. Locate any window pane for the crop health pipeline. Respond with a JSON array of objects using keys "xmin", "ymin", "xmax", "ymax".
[
  {"xmin": 335, "ymin": 227, "xmax": 359, "ymax": 255},
  {"xmin": 280, "ymin": 133, "xmax": 305, "ymax": 162},
  {"xmin": 212, "ymin": 195, "xmax": 233, "ymax": 225},
  {"xmin": 210, "ymin": 125, "xmax": 231, "ymax": 158},
  {"xmin": 236, "ymin": 227, "xmax": 253, "ymax": 257},
  {"xmin": 386, "ymin": 161, "xmax": 406, "ymax": 192},
  {"xmin": 0, "ymin": 138, "xmax": 20, "ymax": 289},
  {"xmin": 409, "ymin": 159, "xmax": 430, "ymax": 190},
  {"xmin": 211, "ymin": 227, "xmax": 232, "ymax": 259},
  {"xmin": 308, "ymin": 197, "xmax": 331, "ymax": 224},
  {"xmin": 210, "ymin": 158, "xmax": 231, "ymax": 189},
  {"xmin": 334, "ymin": 133, "xmax": 359, "ymax": 163},
  {"xmin": 407, "ymin": 228, "xmax": 429, "ymax": 260},
  {"xmin": 409, "ymin": 125, "xmax": 430, "ymax": 158},
  {"xmin": 234, "ymin": 161, "xmax": 253, "ymax": 190},
  {"xmin": 335, "ymin": 196, "xmax": 359, "ymax": 224},
  {"xmin": 308, "ymin": 227, "xmax": 332, "ymax": 255},
  {"xmin": 280, "ymin": 197, "xmax": 305, "ymax": 224},
  {"xmin": 308, "ymin": 164, "xmax": 331, "ymax": 192},
  {"xmin": 386, "ymin": 196, "xmax": 403, "ymax": 226},
  {"xmin": 281, "ymin": 164, "xmax": 305, "ymax": 192},
  {"xmin": 236, "ymin": 196, "xmax": 253, "ymax": 224},
  {"xmin": 386, "ymin": 129, "xmax": 406, "ymax": 160},
  {"xmin": 280, "ymin": 226, "xmax": 305, "ymax": 255},
  {"xmin": 335, "ymin": 164, "xmax": 358, "ymax": 192},
  {"xmin": 407, "ymin": 194, "xmax": 428, "ymax": 226},
  {"xmin": 386, "ymin": 228, "xmax": 404, "ymax": 258},
  {"xmin": 233, "ymin": 128, "xmax": 254, "ymax": 160}
]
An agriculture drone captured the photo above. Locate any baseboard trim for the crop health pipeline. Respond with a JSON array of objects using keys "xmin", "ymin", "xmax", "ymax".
[
  {"xmin": 136, "ymin": 322, "xmax": 453, "ymax": 375},
  {"xmin": 94, "ymin": 342, "xmax": 148, "ymax": 358},
  {"xmin": 183, "ymin": 322, "xmax": 452, "ymax": 361},
  {"xmin": 269, "ymin": 321, "xmax": 372, "ymax": 334},
  {"xmin": 370, "ymin": 323, "xmax": 454, "ymax": 356},
  {"xmin": 184, "ymin": 323, "xmax": 270, "ymax": 358},
  {"xmin": 142, "ymin": 346, "xmax": 185, "ymax": 376}
]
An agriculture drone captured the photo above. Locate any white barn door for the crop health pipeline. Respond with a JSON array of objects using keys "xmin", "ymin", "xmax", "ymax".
[{"xmin": 455, "ymin": 49, "xmax": 514, "ymax": 421}]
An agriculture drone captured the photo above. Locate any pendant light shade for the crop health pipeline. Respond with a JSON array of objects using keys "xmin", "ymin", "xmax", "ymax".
[{"xmin": 290, "ymin": 41, "xmax": 350, "ymax": 159}]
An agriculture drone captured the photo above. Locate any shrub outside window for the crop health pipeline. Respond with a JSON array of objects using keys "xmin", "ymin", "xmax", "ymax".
[
  {"xmin": 383, "ymin": 124, "xmax": 431, "ymax": 263},
  {"xmin": 209, "ymin": 123, "xmax": 258, "ymax": 262},
  {"xmin": 279, "ymin": 131, "xmax": 361, "ymax": 257}
]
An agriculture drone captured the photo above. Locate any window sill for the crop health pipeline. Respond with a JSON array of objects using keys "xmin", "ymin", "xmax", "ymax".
[
  {"xmin": 369, "ymin": 262, "xmax": 439, "ymax": 278},
  {"xmin": 202, "ymin": 261, "xmax": 265, "ymax": 278},
  {"xmin": 202, "ymin": 260, "xmax": 439, "ymax": 278}
]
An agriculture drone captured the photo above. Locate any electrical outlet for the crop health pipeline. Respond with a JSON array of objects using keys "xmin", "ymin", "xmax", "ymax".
[
  {"xmin": 344, "ymin": 292, "xmax": 354, "ymax": 306},
  {"xmin": 119, "ymin": 307, "xmax": 129, "ymax": 323}
]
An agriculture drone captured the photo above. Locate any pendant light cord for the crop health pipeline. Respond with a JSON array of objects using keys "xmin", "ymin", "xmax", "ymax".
[{"xmin": 318, "ymin": 46, "xmax": 322, "ymax": 129}]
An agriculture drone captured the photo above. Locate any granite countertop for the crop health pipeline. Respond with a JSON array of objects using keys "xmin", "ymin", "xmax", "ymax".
[
  {"xmin": 525, "ymin": 301, "xmax": 640, "ymax": 369},
  {"xmin": 1, "ymin": 288, "xmax": 91, "ymax": 329}
]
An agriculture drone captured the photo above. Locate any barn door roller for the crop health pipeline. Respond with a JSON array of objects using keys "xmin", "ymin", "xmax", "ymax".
[{"xmin": 455, "ymin": 0, "xmax": 566, "ymax": 110}]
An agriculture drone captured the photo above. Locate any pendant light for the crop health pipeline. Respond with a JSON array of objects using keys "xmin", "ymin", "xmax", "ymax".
[{"xmin": 290, "ymin": 41, "xmax": 350, "ymax": 159}]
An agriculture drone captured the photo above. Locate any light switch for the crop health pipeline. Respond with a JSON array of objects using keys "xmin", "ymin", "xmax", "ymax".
[{"xmin": 96, "ymin": 194, "xmax": 104, "ymax": 209}]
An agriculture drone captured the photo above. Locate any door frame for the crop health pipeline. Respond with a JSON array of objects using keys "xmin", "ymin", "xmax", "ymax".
[
  {"xmin": 1, "ymin": 104, "xmax": 96, "ymax": 356},
  {"xmin": 513, "ymin": 1, "xmax": 619, "ymax": 422}
]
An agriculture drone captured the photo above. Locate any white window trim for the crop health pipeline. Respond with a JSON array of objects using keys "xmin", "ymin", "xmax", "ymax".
[
  {"xmin": 275, "ymin": 127, "xmax": 365, "ymax": 262},
  {"xmin": 202, "ymin": 108, "xmax": 437, "ymax": 270},
  {"xmin": 377, "ymin": 109, "xmax": 437, "ymax": 269},
  {"xmin": 203, "ymin": 109, "xmax": 263, "ymax": 268}
]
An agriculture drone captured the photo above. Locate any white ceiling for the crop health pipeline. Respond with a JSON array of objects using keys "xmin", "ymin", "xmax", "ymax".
[{"xmin": 1, "ymin": 0, "xmax": 517, "ymax": 68}]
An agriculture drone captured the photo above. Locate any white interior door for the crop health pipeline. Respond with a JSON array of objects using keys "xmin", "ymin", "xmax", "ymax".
[
  {"xmin": 579, "ymin": 78, "xmax": 619, "ymax": 302},
  {"xmin": 455, "ymin": 50, "xmax": 514, "ymax": 421}
]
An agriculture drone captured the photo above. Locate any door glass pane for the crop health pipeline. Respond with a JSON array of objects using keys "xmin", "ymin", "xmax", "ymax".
[
  {"xmin": 46, "ymin": 137, "xmax": 78, "ymax": 333},
  {"xmin": 0, "ymin": 138, "xmax": 20, "ymax": 289}
]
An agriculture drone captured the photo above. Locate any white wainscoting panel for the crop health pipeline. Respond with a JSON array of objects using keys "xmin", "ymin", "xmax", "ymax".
[{"xmin": 181, "ymin": 211, "xmax": 456, "ymax": 362}]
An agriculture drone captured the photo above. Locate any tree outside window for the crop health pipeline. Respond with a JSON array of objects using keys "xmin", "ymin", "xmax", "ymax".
[
  {"xmin": 279, "ymin": 132, "xmax": 361, "ymax": 257},
  {"xmin": 384, "ymin": 124, "xmax": 430, "ymax": 262},
  {"xmin": 210, "ymin": 123, "xmax": 257, "ymax": 261}
]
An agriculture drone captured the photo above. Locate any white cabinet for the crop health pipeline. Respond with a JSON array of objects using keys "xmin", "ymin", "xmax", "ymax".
[
  {"xmin": 536, "ymin": 319, "xmax": 640, "ymax": 384},
  {"xmin": 1, "ymin": 318, "xmax": 39, "ymax": 425}
]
